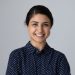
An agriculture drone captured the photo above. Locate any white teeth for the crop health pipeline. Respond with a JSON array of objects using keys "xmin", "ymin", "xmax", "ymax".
[{"xmin": 36, "ymin": 34, "xmax": 44, "ymax": 37}]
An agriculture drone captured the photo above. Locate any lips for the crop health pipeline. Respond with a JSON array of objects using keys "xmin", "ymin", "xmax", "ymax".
[{"xmin": 35, "ymin": 33, "xmax": 45, "ymax": 38}]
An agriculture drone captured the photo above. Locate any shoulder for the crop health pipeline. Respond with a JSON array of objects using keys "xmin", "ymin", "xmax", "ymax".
[
  {"xmin": 46, "ymin": 43, "xmax": 65, "ymax": 58},
  {"xmin": 51, "ymin": 48, "xmax": 71, "ymax": 74},
  {"xmin": 49, "ymin": 47, "xmax": 70, "ymax": 67},
  {"xmin": 9, "ymin": 46, "xmax": 27, "ymax": 59},
  {"xmin": 49, "ymin": 47, "xmax": 67, "ymax": 61}
]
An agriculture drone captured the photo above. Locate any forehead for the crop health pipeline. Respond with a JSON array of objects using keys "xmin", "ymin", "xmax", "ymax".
[{"xmin": 29, "ymin": 14, "xmax": 50, "ymax": 23}]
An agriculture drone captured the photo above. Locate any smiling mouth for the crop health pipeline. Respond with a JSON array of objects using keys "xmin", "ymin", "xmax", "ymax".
[{"xmin": 35, "ymin": 33, "xmax": 45, "ymax": 37}]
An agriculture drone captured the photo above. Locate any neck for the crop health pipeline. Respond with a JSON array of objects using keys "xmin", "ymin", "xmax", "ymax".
[{"xmin": 30, "ymin": 41, "xmax": 46, "ymax": 51}]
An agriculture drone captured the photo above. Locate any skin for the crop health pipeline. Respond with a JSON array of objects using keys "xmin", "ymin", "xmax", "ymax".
[{"xmin": 27, "ymin": 14, "xmax": 52, "ymax": 51}]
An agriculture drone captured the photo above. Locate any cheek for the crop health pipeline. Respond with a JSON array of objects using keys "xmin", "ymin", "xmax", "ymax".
[
  {"xmin": 45, "ymin": 29, "xmax": 51, "ymax": 37},
  {"xmin": 28, "ymin": 27, "xmax": 35, "ymax": 35},
  {"xmin": 45, "ymin": 28, "xmax": 50, "ymax": 34}
]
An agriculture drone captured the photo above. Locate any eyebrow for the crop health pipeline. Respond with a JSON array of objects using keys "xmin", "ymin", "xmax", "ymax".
[
  {"xmin": 31, "ymin": 21, "xmax": 38, "ymax": 23},
  {"xmin": 31, "ymin": 21, "xmax": 49, "ymax": 23}
]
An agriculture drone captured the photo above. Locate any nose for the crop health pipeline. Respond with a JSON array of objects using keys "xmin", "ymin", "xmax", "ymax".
[{"xmin": 37, "ymin": 25, "xmax": 43, "ymax": 32}]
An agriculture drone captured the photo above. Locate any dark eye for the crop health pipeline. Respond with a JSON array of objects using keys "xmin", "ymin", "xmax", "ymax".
[
  {"xmin": 32, "ymin": 23, "xmax": 38, "ymax": 26},
  {"xmin": 43, "ymin": 24, "xmax": 49, "ymax": 27}
]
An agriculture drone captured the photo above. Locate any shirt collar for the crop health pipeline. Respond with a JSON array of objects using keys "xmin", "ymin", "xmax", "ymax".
[{"xmin": 24, "ymin": 41, "xmax": 51, "ymax": 55}]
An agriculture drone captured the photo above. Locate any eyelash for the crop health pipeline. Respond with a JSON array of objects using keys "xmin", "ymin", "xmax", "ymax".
[
  {"xmin": 32, "ymin": 24, "xmax": 38, "ymax": 26},
  {"xmin": 44, "ymin": 24, "xmax": 49, "ymax": 26},
  {"xmin": 32, "ymin": 24, "xmax": 49, "ymax": 27},
  {"xmin": 33, "ymin": 24, "xmax": 37, "ymax": 25}
]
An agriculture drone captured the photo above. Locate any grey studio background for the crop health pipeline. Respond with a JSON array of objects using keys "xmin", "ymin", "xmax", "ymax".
[{"xmin": 0, "ymin": 0, "xmax": 75, "ymax": 75}]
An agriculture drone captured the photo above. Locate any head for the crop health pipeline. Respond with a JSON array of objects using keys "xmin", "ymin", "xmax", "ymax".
[
  {"xmin": 25, "ymin": 5, "xmax": 53, "ymax": 27},
  {"xmin": 25, "ymin": 5, "xmax": 54, "ymax": 44}
]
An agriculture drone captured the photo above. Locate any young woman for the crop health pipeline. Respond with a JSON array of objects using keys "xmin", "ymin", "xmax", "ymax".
[{"xmin": 6, "ymin": 5, "xmax": 71, "ymax": 75}]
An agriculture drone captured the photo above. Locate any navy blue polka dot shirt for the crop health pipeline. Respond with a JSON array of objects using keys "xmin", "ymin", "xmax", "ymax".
[{"xmin": 6, "ymin": 41, "xmax": 71, "ymax": 75}]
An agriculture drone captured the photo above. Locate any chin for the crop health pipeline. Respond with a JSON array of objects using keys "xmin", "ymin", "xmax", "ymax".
[{"xmin": 34, "ymin": 39, "xmax": 46, "ymax": 43}]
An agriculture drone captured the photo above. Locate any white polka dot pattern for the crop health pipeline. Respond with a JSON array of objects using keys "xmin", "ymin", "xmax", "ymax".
[{"xmin": 6, "ymin": 41, "xmax": 71, "ymax": 75}]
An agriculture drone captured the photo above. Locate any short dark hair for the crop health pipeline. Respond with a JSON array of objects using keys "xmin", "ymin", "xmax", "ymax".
[{"xmin": 25, "ymin": 5, "xmax": 54, "ymax": 27}]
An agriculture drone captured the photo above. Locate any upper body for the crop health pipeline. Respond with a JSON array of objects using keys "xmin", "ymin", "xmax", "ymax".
[
  {"xmin": 6, "ymin": 41, "xmax": 71, "ymax": 75},
  {"xmin": 6, "ymin": 5, "xmax": 71, "ymax": 75}
]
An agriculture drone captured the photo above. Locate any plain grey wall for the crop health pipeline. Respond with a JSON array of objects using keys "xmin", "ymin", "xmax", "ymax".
[{"xmin": 0, "ymin": 0, "xmax": 75, "ymax": 75}]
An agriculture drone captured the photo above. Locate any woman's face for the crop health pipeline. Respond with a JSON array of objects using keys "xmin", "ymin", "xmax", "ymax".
[{"xmin": 27, "ymin": 14, "xmax": 51, "ymax": 44}]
